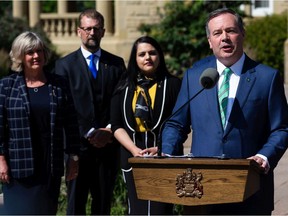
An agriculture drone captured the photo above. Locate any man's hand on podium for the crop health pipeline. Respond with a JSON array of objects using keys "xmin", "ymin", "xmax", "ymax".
[{"xmin": 247, "ymin": 155, "xmax": 270, "ymax": 174}]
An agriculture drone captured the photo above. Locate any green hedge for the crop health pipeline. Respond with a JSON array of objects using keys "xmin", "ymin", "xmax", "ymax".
[{"xmin": 244, "ymin": 12, "xmax": 287, "ymax": 78}]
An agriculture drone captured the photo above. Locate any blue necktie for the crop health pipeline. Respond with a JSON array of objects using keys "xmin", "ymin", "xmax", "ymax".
[{"xmin": 89, "ymin": 54, "xmax": 97, "ymax": 79}]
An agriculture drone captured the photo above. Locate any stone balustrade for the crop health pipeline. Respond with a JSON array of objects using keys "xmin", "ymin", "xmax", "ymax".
[{"xmin": 40, "ymin": 13, "xmax": 79, "ymax": 39}]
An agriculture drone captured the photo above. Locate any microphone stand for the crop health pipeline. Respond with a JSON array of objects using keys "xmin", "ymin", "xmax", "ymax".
[{"xmin": 157, "ymin": 86, "xmax": 206, "ymax": 157}]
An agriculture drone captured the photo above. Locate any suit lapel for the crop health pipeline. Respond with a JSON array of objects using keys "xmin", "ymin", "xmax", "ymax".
[
  {"xmin": 98, "ymin": 50, "xmax": 109, "ymax": 90},
  {"xmin": 200, "ymin": 61, "xmax": 223, "ymax": 131},
  {"xmin": 49, "ymin": 83, "xmax": 57, "ymax": 135},
  {"xmin": 97, "ymin": 50, "xmax": 113, "ymax": 106},
  {"xmin": 76, "ymin": 49, "xmax": 92, "ymax": 90},
  {"xmin": 206, "ymin": 84, "xmax": 223, "ymax": 131},
  {"xmin": 75, "ymin": 49, "xmax": 95, "ymax": 116},
  {"xmin": 16, "ymin": 74, "xmax": 30, "ymax": 116},
  {"xmin": 152, "ymin": 78, "xmax": 166, "ymax": 130},
  {"xmin": 225, "ymin": 55, "xmax": 257, "ymax": 135},
  {"xmin": 124, "ymin": 86, "xmax": 136, "ymax": 132}
]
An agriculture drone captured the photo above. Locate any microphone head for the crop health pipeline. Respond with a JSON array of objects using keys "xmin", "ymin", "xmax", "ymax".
[{"xmin": 199, "ymin": 68, "xmax": 219, "ymax": 89}]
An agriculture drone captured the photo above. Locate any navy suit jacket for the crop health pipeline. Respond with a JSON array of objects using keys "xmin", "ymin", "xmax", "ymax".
[
  {"xmin": 55, "ymin": 48, "xmax": 126, "ymax": 137},
  {"xmin": 162, "ymin": 54, "xmax": 288, "ymax": 211}
]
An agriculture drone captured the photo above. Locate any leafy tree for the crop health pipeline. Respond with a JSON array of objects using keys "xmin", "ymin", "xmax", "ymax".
[
  {"xmin": 42, "ymin": 0, "xmax": 57, "ymax": 13},
  {"xmin": 0, "ymin": 16, "xmax": 30, "ymax": 53},
  {"xmin": 139, "ymin": 0, "xmax": 249, "ymax": 76},
  {"xmin": 0, "ymin": 14, "xmax": 30, "ymax": 77},
  {"xmin": 0, "ymin": 1, "xmax": 12, "ymax": 17},
  {"xmin": 244, "ymin": 13, "xmax": 287, "ymax": 78}
]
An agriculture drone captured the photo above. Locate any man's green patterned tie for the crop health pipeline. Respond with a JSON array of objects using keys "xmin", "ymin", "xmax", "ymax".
[{"xmin": 218, "ymin": 68, "xmax": 232, "ymax": 128}]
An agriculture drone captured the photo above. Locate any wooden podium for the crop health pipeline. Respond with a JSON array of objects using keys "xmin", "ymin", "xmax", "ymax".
[{"xmin": 128, "ymin": 157, "xmax": 261, "ymax": 206}]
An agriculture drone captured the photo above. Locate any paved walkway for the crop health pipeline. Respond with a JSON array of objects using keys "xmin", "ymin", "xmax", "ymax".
[
  {"xmin": 272, "ymin": 149, "xmax": 288, "ymax": 215},
  {"xmin": 272, "ymin": 84, "xmax": 288, "ymax": 215}
]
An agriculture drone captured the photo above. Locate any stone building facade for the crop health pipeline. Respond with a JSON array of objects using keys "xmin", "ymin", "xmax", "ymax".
[
  {"xmin": 12, "ymin": 0, "xmax": 166, "ymax": 62},
  {"xmin": 11, "ymin": 0, "xmax": 288, "ymax": 81}
]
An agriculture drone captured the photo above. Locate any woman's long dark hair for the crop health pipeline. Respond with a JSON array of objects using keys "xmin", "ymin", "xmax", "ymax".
[{"xmin": 115, "ymin": 36, "xmax": 170, "ymax": 93}]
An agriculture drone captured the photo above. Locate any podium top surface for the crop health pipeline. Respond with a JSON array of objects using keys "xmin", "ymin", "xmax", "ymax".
[{"xmin": 129, "ymin": 157, "xmax": 261, "ymax": 169}]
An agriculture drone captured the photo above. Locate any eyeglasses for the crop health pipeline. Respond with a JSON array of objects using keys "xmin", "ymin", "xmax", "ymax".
[{"xmin": 79, "ymin": 26, "xmax": 103, "ymax": 34}]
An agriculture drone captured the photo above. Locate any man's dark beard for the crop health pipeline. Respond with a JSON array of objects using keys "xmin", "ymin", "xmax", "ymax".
[{"xmin": 86, "ymin": 39, "xmax": 100, "ymax": 50}]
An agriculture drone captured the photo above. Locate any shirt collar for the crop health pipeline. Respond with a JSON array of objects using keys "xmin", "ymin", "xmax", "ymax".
[
  {"xmin": 81, "ymin": 46, "xmax": 101, "ymax": 59},
  {"xmin": 216, "ymin": 53, "xmax": 245, "ymax": 76}
]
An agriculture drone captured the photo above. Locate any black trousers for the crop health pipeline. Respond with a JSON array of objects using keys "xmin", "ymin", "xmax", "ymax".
[{"xmin": 66, "ymin": 144, "xmax": 120, "ymax": 215}]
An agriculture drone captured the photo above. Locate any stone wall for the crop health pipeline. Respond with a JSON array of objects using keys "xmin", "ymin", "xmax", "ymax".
[{"xmin": 53, "ymin": 1, "xmax": 167, "ymax": 63}]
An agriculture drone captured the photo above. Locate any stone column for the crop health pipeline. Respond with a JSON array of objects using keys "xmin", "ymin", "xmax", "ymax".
[
  {"xmin": 96, "ymin": 1, "xmax": 113, "ymax": 35},
  {"xmin": 114, "ymin": 1, "xmax": 121, "ymax": 37},
  {"xmin": 29, "ymin": 0, "xmax": 40, "ymax": 27},
  {"xmin": 58, "ymin": 0, "xmax": 68, "ymax": 14},
  {"xmin": 12, "ymin": 0, "xmax": 25, "ymax": 18}
]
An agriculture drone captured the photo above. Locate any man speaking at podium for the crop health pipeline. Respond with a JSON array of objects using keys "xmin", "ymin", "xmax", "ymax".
[{"xmin": 160, "ymin": 8, "xmax": 288, "ymax": 215}]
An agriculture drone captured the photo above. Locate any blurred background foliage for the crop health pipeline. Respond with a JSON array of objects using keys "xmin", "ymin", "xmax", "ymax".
[
  {"xmin": 138, "ymin": 0, "xmax": 250, "ymax": 77},
  {"xmin": 0, "ymin": 0, "xmax": 287, "ymax": 215},
  {"xmin": 244, "ymin": 13, "xmax": 287, "ymax": 78},
  {"xmin": 139, "ymin": 0, "xmax": 287, "ymax": 79}
]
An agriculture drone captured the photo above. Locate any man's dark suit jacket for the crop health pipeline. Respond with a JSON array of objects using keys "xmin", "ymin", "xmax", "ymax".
[
  {"xmin": 162, "ymin": 54, "xmax": 288, "ymax": 213},
  {"xmin": 55, "ymin": 48, "xmax": 126, "ymax": 137}
]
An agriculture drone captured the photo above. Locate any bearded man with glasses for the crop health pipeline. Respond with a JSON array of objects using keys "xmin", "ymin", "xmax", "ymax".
[{"xmin": 54, "ymin": 8, "xmax": 126, "ymax": 215}]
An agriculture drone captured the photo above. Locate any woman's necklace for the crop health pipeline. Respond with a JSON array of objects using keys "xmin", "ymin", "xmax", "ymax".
[{"xmin": 25, "ymin": 74, "xmax": 46, "ymax": 93}]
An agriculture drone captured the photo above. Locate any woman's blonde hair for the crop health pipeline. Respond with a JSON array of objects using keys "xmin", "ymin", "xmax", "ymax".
[{"xmin": 9, "ymin": 31, "xmax": 51, "ymax": 72}]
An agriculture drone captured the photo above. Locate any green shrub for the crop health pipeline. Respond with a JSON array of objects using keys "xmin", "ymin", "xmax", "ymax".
[
  {"xmin": 56, "ymin": 172, "xmax": 128, "ymax": 215},
  {"xmin": 244, "ymin": 12, "xmax": 287, "ymax": 78},
  {"xmin": 111, "ymin": 171, "xmax": 128, "ymax": 215},
  {"xmin": 56, "ymin": 171, "xmax": 184, "ymax": 215}
]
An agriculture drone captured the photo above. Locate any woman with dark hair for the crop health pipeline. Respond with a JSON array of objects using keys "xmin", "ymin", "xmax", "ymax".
[
  {"xmin": 0, "ymin": 31, "xmax": 80, "ymax": 214},
  {"xmin": 110, "ymin": 36, "xmax": 182, "ymax": 214}
]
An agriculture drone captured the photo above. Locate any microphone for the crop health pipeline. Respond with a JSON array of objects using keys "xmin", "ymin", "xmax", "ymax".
[
  {"xmin": 199, "ymin": 68, "xmax": 220, "ymax": 89},
  {"xmin": 157, "ymin": 68, "xmax": 219, "ymax": 157}
]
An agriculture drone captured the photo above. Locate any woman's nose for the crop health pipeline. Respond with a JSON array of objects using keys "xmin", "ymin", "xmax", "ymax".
[{"xmin": 32, "ymin": 52, "xmax": 39, "ymax": 58}]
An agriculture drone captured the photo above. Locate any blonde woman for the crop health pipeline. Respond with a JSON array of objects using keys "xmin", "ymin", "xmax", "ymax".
[{"xmin": 0, "ymin": 31, "xmax": 80, "ymax": 214}]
